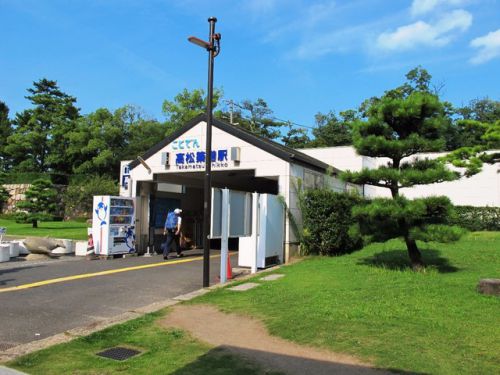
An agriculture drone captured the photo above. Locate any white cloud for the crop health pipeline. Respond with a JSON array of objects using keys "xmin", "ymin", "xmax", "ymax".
[
  {"xmin": 435, "ymin": 8, "xmax": 472, "ymax": 33},
  {"xmin": 470, "ymin": 29, "xmax": 500, "ymax": 64},
  {"xmin": 304, "ymin": 1, "xmax": 337, "ymax": 28},
  {"xmin": 376, "ymin": 9, "xmax": 472, "ymax": 51},
  {"xmin": 410, "ymin": 0, "xmax": 466, "ymax": 16},
  {"xmin": 293, "ymin": 26, "xmax": 363, "ymax": 59},
  {"xmin": 263, "ymin": 1, "xmax": 337, "ymax": 42},
  {"xmin": 244, "ymin": 0, "xmax": 281, "ymax": 15}
]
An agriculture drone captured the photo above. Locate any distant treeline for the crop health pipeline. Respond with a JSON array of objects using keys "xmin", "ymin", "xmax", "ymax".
[{"xmin": 0, "ymin": 67, "xmax": 498, "ymax": 184}]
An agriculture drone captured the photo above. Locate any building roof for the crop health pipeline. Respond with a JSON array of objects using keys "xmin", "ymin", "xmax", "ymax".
[{"xmin": 128, "ymin": 113, "xmax": 339, "ymax": 174}]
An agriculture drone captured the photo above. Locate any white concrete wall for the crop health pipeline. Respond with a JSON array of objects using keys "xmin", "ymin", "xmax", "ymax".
[
  {"xmin": 301, "ymin": 146, "xmax": 500, "ymax": 206},
  {"xmin": 301, "ymin": 146, "xmax": 364, "ymax": 172}
]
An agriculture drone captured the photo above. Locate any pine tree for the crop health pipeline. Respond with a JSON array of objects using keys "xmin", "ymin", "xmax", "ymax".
[
  {"xmin": 5, "ymin": 79, "xmax": 79, "ymax": 181},
  {"xmin": 16, "ymin": 179, "xmax": 57, "ymax": 228},
  {"xmin": 342, "ymin": 68, "xmax": 461, "ymax": 270},
  {"xmin": 0, "ymin": 101, "xmax": 12, "ymax": 171}
]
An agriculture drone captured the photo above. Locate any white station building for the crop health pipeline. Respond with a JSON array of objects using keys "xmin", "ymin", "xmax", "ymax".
[
  {"xmin": 120, "ymin": 114, "xmax": 359, "ymax": 265},
  {"xmin": 120, "ymin": 114, "xmax": 499, "ymax": 266}
]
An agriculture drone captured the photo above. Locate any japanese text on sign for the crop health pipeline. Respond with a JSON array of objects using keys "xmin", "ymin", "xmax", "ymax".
[{"xmin": 175, "ymin": 149, "xmax": 229, "ymax": 170}]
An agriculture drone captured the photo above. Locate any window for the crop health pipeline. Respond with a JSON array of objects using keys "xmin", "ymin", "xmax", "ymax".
[{"xmin": 304, "ymin": 171, "xmax": 324, "ymax": 189}]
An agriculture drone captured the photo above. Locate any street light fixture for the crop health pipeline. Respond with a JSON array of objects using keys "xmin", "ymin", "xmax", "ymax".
[
  {"xmin": 188, "ymin": 17, "xmax": 221, "ymax": 288},
  {"xmin": 187, "ymin": 36, "xmax": 211, "ymax": 50}
]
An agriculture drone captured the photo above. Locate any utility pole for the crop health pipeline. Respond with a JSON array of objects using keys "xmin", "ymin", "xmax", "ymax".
[
  {"xmin": 188, "ymin": 17, "xmax": 221, "ymax": 288},
  {"xmin": 223, "ymin": 99, "xmax": 235, "ymax": 124},
  {"xmin": 229, "ymin": 99, "xmax": 234, "ymax": 125}
]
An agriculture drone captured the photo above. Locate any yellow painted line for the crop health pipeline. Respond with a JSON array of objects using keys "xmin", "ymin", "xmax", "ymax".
[{"xmin": 0, "ymin": 252, "xmax": 235, "ymax": 293}]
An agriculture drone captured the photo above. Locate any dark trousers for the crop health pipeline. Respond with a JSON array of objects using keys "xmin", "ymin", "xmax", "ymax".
[{"xmin": 163, "ymin": 229, "xmax": 180, "ymax": 257}]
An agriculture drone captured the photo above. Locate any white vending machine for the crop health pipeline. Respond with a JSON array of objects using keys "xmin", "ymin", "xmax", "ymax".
[{"xmin": 92, "ymin": 196, "xmax": 136, "ymax": 256}]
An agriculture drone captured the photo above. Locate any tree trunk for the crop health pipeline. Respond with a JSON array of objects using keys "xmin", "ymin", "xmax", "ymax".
[
  {"xmin": 32, "ymin": 219, "xmax": 38, "ymax": 228},
  {"xmin": 404, "ymin": 235, "xmax": 424, "ymax": 271}
]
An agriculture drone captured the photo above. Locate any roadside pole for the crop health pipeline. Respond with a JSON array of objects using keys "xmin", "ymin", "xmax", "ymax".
[
  {"xmin": 220, "ymin": 188, "xmax": 229, "ymax": 283},
  {"xmin": 251, "ymin": 192, "xmax": 258, "ymax": 274}
]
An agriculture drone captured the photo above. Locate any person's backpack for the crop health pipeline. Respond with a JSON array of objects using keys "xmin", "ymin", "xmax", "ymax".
[{"xmin": 165, "ymin": 211, "xmax": 178, "ymax": 230}]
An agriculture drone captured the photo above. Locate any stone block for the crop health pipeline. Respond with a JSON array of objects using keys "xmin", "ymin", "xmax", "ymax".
[
  {"xmin": 228, "ymin": 282, "xmax": 260, "ymax": 291},
  {"xmin": 260, "ymin": 274, "xmax": 285, "ymax": 281},
  {"xmin": 23, "ymin": 237, "xmax": 58, "ymax": 254},
  {"xmin": 477, "ymin": 279, "xmax": 500, "ymax": 296}
]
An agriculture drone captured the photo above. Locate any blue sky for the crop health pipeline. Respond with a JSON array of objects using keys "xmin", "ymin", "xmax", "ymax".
[{"xmin": 1, "ymin": 0, "xmax": 499, "ymax": 128}]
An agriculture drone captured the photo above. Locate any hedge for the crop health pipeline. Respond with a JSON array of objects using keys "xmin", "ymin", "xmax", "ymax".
[
  {"xmin": 451, "ymin": 206, "xmax": 500, "ymax": 231},
  {"xmin": 63, "ymin": 176, "xmax": 119, "ymax": 218},
  {"xmin": 300, "ymin": 190, "xmax": 363, "ymax": 256}
]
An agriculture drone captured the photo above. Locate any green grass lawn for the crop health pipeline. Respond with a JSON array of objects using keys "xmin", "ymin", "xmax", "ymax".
[
  {"xmin": 5, "ymin": 232, "xmax": 499, "ymax": 374},
  {"xmin": 0, "ymin": 218, "xmax": 88, "ymax": 240},
  {"xmin": 7, "ymin": 310, "xmax": 283, "ymax": 375},
  {"xmin": 191, "ymin": 231, "xmax": 500, "ymax": 375}
]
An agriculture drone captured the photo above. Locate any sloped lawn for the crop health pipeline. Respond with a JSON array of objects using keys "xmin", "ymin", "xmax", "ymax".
[
  {"xmin": 7, "ymin": 310, "xmax": 283, "ymax": 375},
  {"xmin": 193, "ymin": 232, "xmax": 500, "ymax": 374}
]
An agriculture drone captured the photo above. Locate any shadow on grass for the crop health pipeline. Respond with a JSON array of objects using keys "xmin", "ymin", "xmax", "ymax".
[
  {"xmin": 171, "ymin": 346, "xmax": 427, "ymax": 375},
  {"xmin": 358, "ymin": 248, "xmax": 459, "ymax": 273}
]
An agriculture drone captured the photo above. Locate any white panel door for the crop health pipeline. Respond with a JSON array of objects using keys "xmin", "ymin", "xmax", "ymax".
[{"xmin": 257, "ymin": 194, "xmax": 284, "ymax": 268}]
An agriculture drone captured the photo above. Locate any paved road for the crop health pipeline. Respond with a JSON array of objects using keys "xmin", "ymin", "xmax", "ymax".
[{"xmin": 0, "ymin": 250, "xmax": 234, "ymax": 350}]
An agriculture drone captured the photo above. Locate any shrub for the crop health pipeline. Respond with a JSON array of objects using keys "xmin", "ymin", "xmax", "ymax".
[
  {"xmin": 0, "ymin": 172, "xmax": 49, "ymax": 184},
  {"xmin": 0, "ymin": 185, "xmax": 9, "ymax": 212},
  {"xmin": 300, "ymin": 190, "xmax": 363, "ymax": 255},
  {"xmin": 451, "ymin": 206, "xmax": 500, "ymax": 231},
  {"xmin": 63, "ymin": 176, "xmax": 119, "ymax": 218},
  {"xmin": 16, "ymin": 179, "xmax": 58, "ymax": 227},
  {"xmin": 0, "ymin": 213, "xmax": 17, "ymax": 220},
  {"xmin": 15, "ymin": 212, "xmax": 30, "ymax": 224}
]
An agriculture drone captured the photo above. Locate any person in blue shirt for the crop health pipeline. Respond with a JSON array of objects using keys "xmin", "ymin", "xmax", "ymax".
[{"xmin": 162, "ymin": 208, "xmax": 183, "ymax": 259}]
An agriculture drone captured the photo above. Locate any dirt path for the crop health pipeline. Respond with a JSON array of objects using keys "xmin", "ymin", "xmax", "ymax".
[{"xmin": 160, "ymin": 304, "xmax": 392, "ymax": 375}]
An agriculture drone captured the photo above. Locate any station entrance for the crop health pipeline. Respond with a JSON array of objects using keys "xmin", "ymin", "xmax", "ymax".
[{"xmin": 138, "ymin": 169, "xmax": 279, "ymax": 254}]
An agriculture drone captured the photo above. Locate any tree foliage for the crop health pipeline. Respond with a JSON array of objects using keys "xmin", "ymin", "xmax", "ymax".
[
  {"xmin": 0, "ymin": 101, "xmax": 12, "ymax": 170},
  {"xmin": 0, "ymin": 185, "xmax": 9, "ymax": 212},
  {"xmin": 67, "ymin": 108, "xmax": 127, "ymax": 178},
  {"xmin": 66, "ymin": 105, "xmax": 168, "ymax": 178},
  {"xmin": 63, "ymin": 176, "xmax": 118, "ymax": 218},
  {"xmin": 162, "ymin": 88, "xmax": 222, "ymax": 131},
  {"xmin": 442, "ymin": 120, "xmax": 500, "ymax": 176},
  {"xmin": 5, "ymin": 79, "xmax": 80, "ymax": 181},
  {"xmin": 222, "ymin": 98, "xmax": 286, "ymax": 140},
  {"xmin": 16, "ymin": 179, "xmax": 58, "ymax": 228},
  {"xmin": 282, "ymin": 127, "xmax": 311, "ymax": 148},
  {"xmin": 342, "ymin": 68, "xmax": 462, "ymax": 269},
  {"xmin": 309, "ymin": 110, "xmax": 354, "ymax": 147},
  {"xmin": 456, "ymin": 97, "xmax": 500, "ymax": 123}
]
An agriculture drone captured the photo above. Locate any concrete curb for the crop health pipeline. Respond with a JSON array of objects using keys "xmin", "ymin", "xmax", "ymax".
[
  {"xmin": 0, "ymin": 261, "xmax": 289, "ymax": 364},
  {"xmin": 0, "ymin": 365, "xmax": 29, "ymax": 375}
]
